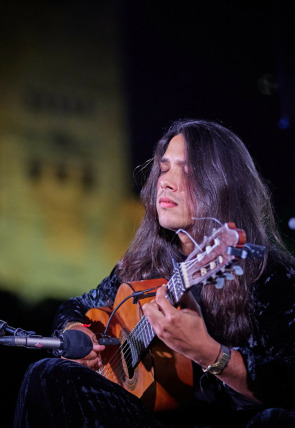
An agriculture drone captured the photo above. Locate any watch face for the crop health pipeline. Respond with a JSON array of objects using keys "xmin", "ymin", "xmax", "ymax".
[
  {"xmin": 208, "ymin": 349, "xmax": 231, "ymax": 375},
  {"xmin": 202, "ymin": 346, "xmax": 231, "ymax": 375},
  {"xmin": 208, "ymin": 367, "xmax": 222, "ymax": 375}
]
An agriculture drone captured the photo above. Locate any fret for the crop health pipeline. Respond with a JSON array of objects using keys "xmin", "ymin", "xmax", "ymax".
[
  {"xmin": 167, "ymin": 269, "xmax": 185, "ymax": 304},
  {"xmin": 127, "ymin": 316, "xmax": 157, "ymax": 367},
  {"xmin": 125, "ymin": 267, "xmax": 187, "ymax": 368},
  {"xmin": 128, "ymin": 336, "xmax": 139, "ymax": 366}
]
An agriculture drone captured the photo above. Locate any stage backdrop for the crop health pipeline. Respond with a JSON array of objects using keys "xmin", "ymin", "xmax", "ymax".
[{"xmin": 0, "ymin": 2, "xmax": 143, "ymax": 302}]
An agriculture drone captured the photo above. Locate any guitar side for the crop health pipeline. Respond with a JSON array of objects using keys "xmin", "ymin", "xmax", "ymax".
[{"xmin": 85, "ymin": 279, "xmax": 193, "ymax": 412}]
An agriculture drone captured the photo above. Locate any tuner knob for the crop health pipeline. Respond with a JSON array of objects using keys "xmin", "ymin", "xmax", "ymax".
[
  {"xmin": 233, "ymin": 265, "xmax": 243, "ymax": 276},
  {"xmin": 224, "ymin": 272, "xmax": 234, "ymax": 280},
  {"xmin": 215, "ymin": 277, "xmax": 225, "ymax": 289}
]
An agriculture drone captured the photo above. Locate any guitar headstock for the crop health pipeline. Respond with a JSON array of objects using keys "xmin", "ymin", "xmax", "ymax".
[{"xmin": 178, "ymin": 222, "xmax": 247, "ymax": 291}]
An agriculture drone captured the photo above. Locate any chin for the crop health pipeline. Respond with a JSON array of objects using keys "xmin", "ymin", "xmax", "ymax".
[
  {"xmin": 159, "ymin": 220, "xmax": 184, "ymax": 232},
  {"xmin": 159, "ymin": 221, "xmax": 176, "ymax": 232}
]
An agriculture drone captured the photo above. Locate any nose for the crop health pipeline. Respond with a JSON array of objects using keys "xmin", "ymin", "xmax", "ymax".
[{"xmin": 158, "ymin": 169, "xmax": 179, "ymax": 191}]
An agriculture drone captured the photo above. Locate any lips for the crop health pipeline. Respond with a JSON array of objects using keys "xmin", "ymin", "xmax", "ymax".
[{"xmin": 158, "ymin": 196, "xmax": 178, "ymax": 208}]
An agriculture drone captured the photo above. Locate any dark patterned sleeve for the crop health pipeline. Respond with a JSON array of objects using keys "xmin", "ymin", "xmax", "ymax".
[
  {"xmin": 234, "ymin": 262, "xmax": 295, "ymax": 408},
  {"xmin": 52, "ymin": 267, "xmax": 121, "ymax": 335}
]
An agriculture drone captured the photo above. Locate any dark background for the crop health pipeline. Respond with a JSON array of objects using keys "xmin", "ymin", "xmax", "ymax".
[
  {"xmin": 1, "ymin": 1, "xmax": 295, "ymax": 425},
  {"xmin": 121, "ymin": 1, "xmax": 295, "ymax": 210}
]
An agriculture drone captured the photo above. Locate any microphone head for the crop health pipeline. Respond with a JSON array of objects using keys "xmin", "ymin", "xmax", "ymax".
[{"xmin": 61, "ymin": 330, "xmax": 93, "ymax": 359}]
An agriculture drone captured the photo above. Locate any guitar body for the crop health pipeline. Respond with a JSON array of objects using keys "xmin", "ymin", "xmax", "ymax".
[{"xmin": 85, "ymin": 279, "xmax": 193, "ymax": 412}]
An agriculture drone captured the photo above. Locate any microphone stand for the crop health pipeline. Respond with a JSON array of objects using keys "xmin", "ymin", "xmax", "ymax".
[{"xmin": 0, "ymin": 320, "xmax": 36, "ymax": 338}]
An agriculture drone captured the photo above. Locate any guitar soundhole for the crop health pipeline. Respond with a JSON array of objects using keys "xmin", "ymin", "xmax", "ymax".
[
  {"xmin": 122, "ymin": 341, "xmax": 134, "ymax": 379},
  {"xmin": 119, "ymin": 332, "xmax": 138, "ymax": 391}
]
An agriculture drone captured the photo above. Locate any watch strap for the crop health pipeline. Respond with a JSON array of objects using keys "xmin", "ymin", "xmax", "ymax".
[{"xmin": 202, "ymin": 344, "xmax": 231, "ymax": 375}]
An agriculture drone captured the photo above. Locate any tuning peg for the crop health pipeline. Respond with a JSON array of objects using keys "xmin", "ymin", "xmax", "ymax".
[
  {"xmin": 232, "ymin": 265, "xmax": 243, "ymax": 276},
  {"xmin": 215, "ymin": 277, "xmax": 225, "ymax": 289},
  {"xmin": 224, "ymin": 272, "xmax": 235, "ymax": 280}
]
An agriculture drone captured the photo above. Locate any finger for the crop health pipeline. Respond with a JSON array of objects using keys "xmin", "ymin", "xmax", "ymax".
[
  {"xmin": 142, "ymin": 300, "xmax": 165, "ymax": 325},
  {"xmin": 155, "ymin": 285, "xmax": 175, "ymax": 314},
  {"xmin": 92, "ymin": 343, "xmax": 106, "ymax": 353},
  {"xmin": 97, "ymin": 355, "xmax": 104, "ymax": 371},
  {"xmin": 64, "ymin": 353, "xmax": 100, "ymax": 371}
]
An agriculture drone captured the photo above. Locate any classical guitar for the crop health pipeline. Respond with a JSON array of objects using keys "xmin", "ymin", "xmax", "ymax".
[{"xmin": 85, "ymin": 222, "xmax": 262, "ymax": 412}]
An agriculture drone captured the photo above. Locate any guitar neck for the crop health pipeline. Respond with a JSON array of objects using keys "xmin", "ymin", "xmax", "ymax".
[{"xmin": 125, "ymin": 274, "xmax": 184, "ymax": 368}]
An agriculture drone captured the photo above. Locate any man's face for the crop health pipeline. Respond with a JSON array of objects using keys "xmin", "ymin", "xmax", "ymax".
[{"xmin": 156, "ymin": 134, "xmax": 195, "ymax": 232}]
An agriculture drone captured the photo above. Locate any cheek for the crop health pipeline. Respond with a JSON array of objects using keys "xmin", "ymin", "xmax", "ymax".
[{"xmin": 156, "ymin": 179, "xmax": 161, "ymax": 193}]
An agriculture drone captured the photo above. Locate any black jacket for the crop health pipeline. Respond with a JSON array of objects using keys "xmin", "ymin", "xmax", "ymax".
[{"xmin": 52, "ymin": 257, "xmax": 295, "ymax": 411}]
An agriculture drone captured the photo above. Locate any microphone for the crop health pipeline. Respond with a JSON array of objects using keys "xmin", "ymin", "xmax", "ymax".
[{"xmin": 0, "ymin": 329, "xmax": 93, "ymax": 359}]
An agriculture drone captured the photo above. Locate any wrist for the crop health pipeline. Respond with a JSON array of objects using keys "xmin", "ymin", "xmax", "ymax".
[
  {"xmin": 63, "ymin": 322, "xmax": 90, "ymax": 332},
  {"xmin": 195, "ymin": 340, "xmax": 220, "ymax": 368},
  {"xmin": 202, "ymin": 344, "xmax": 231, "ymax": 375}
]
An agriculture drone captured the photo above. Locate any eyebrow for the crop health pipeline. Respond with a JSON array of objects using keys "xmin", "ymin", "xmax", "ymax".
[{"xmin": 160, "ymin": 157, "xmax": 188, "ymax": 166}]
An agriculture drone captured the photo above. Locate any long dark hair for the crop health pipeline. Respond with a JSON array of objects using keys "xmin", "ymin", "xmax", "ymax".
[{"xmin": 117, "ymin": 119, "xmax": 289, "ymax": 344}]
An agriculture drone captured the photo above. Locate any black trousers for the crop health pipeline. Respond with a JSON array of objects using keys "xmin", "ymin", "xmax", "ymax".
[
  {"xmin": 14, "ymin": 358, "xmax": 295, "ymax": 428},
  {"xmin": 14, "ymin": 358, "xmax": 167, "ymax": 428}
]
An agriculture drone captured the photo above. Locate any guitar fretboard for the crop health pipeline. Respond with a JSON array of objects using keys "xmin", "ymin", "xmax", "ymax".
[{"xmin": 124, "ymin": 272, "xmax": 185, "ymax": 368}]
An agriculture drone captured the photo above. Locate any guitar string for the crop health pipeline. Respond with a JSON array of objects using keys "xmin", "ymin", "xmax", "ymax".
[
  {"xmin": 100, "ymin": 314, "xmax": 171, "ymax": 382},
  {"xmin": 100, "ymin": 311, "xmax": 155, "ymax": 379},
  {"xmin": 98, "ymin": 261, "xmax": 205, "ymax": 382},
  {"xmin": 99, "ymin": 275, "xmax": 182, "ymax": 381},
  {"xmin": 98, "ymin": 279, "xmax": 179, "ymax": 380},
  {"xmin": 99, "ymin": 228, "xmax": 235, "ymax": 381},
  {"xmin": 100, "ymin": 304, "xmax": 159, "ymax": 378},
  {"xmin": 100, "ymin": 227, "xmax": 235, "ymax": 380},
  {"xmin": 100, "ymin": 254, "xmax": 223, "ymax": 381},
  {"xmin": 106, "ymin": 251, "xmax": 234, "ymax": 382},
  {"xmin": 99, "ymin": 279, "xmax": 178, "ymax": 381},
  {"xmin": 99, "ymin": 312, "xmax": 160, "ymax": 381},
  {"xmin": 100, "ymin": 316, "xmax": 153, "ymax": 382},
  {"xmin": 99, "ymin": 255, "xmax": 224, "ymax": 381},
  {"xmin": 100, "ymin": 262, "xmax": 224, "ymax": 384},
  {"xmin": 99, "ymin": 305, "xmax": 161, "ymax": 380}
]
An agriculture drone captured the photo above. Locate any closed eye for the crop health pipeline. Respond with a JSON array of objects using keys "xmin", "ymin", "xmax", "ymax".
[{"xmin": 159, "ymin": 160, "xmax": 170, "ymax": 174}]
